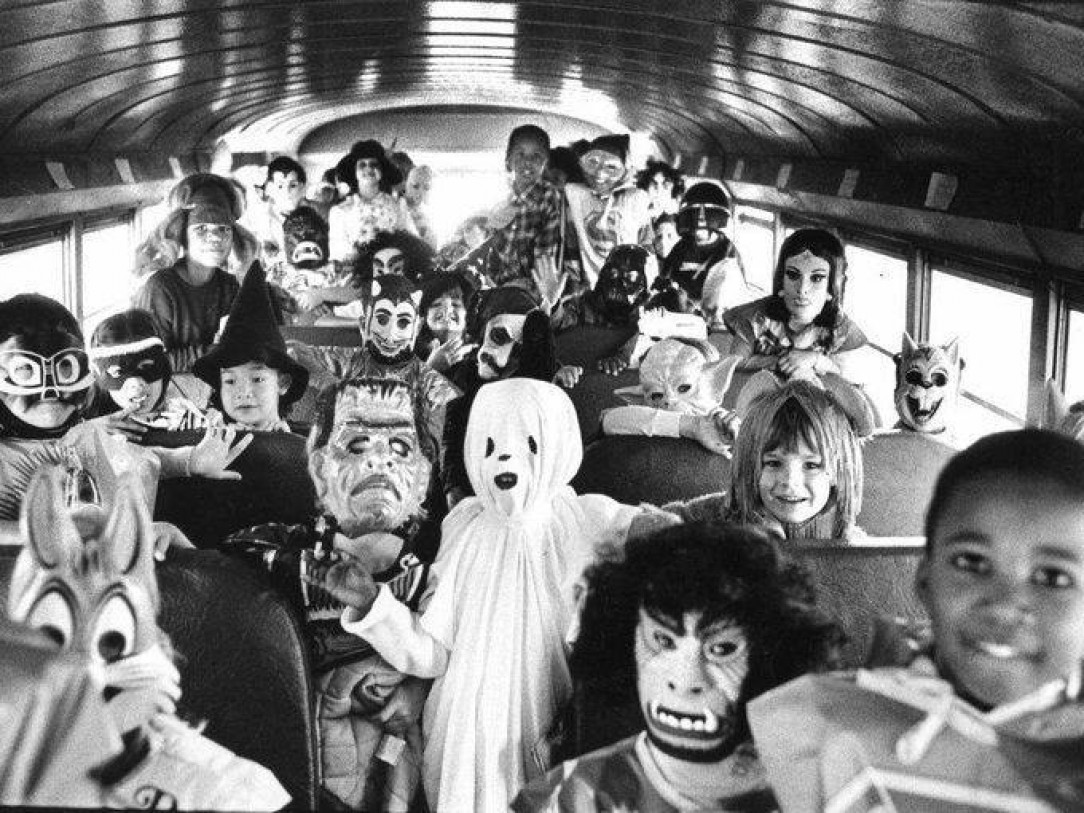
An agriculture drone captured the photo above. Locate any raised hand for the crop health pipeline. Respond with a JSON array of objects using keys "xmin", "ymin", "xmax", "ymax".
[
  {"xmin": 427, "ymin": 335, "xmax": 478, "ymax": 373},
  {"xmin": 553, "ymin": 364, "xmax": 583, "ymax": 388},
  {"xmin": 186, "ymin": 424, "xmax": 254, "ymax": 479}
]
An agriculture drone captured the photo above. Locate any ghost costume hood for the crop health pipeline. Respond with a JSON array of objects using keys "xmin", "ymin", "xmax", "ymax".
[{"xmin": 358, "ymin": 377, "xmax": 643, "ymax": 811}]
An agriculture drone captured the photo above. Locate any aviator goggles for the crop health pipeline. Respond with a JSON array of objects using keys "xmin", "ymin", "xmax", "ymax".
[{"xmin": 0, "ymin": 348, "xmax": 93, "ymax": 398}]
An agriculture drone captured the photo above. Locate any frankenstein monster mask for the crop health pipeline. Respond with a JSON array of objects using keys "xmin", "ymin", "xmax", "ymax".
[
  {"xmin": 616, "ymin": 338, "xmax": 739, "ymax": 415},
  {"xmin": 8, "ymin": 468, "xmax": 179, "ymax": 738},
  {"xmin": 894, "ymin": 332, "xmax": 963, "ymax": 434},
  {"xmin": 308, "ymin": 379, "xmax": 431, "ymax": 537}
]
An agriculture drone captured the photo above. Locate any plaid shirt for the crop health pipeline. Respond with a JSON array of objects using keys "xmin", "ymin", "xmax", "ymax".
[{"xmin": 488, "ymin": 179, "xmax": 563, "ymax": 285}]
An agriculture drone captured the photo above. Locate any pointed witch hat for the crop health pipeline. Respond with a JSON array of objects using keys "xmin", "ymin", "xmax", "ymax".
[{"xmin": 192, "ymin": 265, "xmax": 309, "ymax": 406}]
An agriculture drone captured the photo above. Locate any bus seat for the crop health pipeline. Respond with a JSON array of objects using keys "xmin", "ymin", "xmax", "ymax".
[
  {"xmin": 566, "ymin": 368, "xmax": 640, "ymax": 442},
  {"xmin": 554, "ymin": 325, "xmax": 637, "ymax": 369},
  {"xmin": 0, "ymin": 546, "xmax": 320, "ymax": 811},
  {"xmin": 792, "ymin": 540, "xmax": 927, "ymax": 668},
  {"xmin": 566, "ymin": 539, "xmax": 928, "ymax": 759},
  {"xmin": 153, "ymin": 430, "xmax": 316, "ymax": 548},
  {"xmin": 280, "ymin": 325, "xmax": 365, "ymax": 348},
  {"xmin": 572, "ymin": 435, "xmax": 731, "ymax": 505},
  {"xmin": 859, "ymin": 431, "xmax": 956, "ymax": 536}
]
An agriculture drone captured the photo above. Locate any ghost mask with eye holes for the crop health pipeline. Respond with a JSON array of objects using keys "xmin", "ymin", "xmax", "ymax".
[
  {"xmin": 7, "ymin": 467, "xmax": 179, "ymax": 748},
  {"xmin": 0, "ymin": 295, "xmax": 93, "ymax": 440},
  {"xmin": 893, "ymin": 332, "xmax": 963, "ymax": 434}
]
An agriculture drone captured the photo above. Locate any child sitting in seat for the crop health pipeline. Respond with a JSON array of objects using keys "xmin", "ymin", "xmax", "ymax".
[
  {"xmin": 668, "ymin": 376, "xmax": 869, "ymax": 540},
  {"xmin": 193, "ymin": 264, "xmax": 309, "ymax": 433},
  {"xmin": 749, "ymin": 428, "xmax": 1084, "ymax": 810},
  {"xmin": 724, "ymin": 228, "xmax": 867, "ymax": 382}
]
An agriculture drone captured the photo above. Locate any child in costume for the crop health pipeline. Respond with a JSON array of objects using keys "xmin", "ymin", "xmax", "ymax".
[
  {"xmin": 668, "ymin": 376, "xmax": 871, "ymax": 541},
  {"xmin": 514, "ymin": 520, "xmax": 841, "ymax": 812},
  {"xmin": 133, "ymin": 173, "xmax": 257, "ymax": 384},
  {"xmin": 292, "ymin": 273, "xmax": 460, "ymax": 453},
  {"xmin": 86, "ymin": 309, "xmax": 204, "ymax": 432},
  {"xmin": 635, "ymin": 158, "xmax": 684, "ymax": 218},
  {"xmin": 441, "ymin": 285, "xmax": 581, "ymax": 507},
  {"xmin": 221, "ymin": 374, "xmax": 443, "ymax": 812},
  {"xmin": 893, "ymin": 331, "xmax": 964, "ymax": 441},
  {"xmin": 329, "ymin": 140, "xmax": 408, "ymax": 262},
  {"xmin": 564, "ymin": 134, "xmax": 654, "ymax": 291},
  {"xmin": 724, "ymin": 228, "xmax": 868, "ymax": 381},
  {"xmin": 414, "ymin": 272, "xmax": 476, "ymax": 374},
  {"xmin": 303, "ymin": 378, "xmax": 669, "ymax": 812},
  {"xmin": 7, "ymin": 467, "xmax": 290, "ymax": 810},
  {"xmin": 656, "ymin": 182, "xmax": 752, "ymax": 331},
  {"xmin": 193, "ymin": 264, "xmax": 309, "ymax": 433},
  {"xmin": 601, "ymin": 337, "xmax": 741, "ymax": 456},
  {"xmin": 750, "ymin": 428, "xmax": 1084, "ymax": 811}
]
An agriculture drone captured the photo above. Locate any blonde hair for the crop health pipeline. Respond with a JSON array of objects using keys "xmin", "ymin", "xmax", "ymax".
[{"xmin": 730, "ymin": 380, "xmax": 863, "ymax": 537}]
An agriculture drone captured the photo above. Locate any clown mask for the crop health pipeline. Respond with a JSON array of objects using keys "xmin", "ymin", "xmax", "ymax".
[
  {"xmin": 426, "ymin": 291, "xmax": 467, "ymax": 345},
  {"xmin": 591, "ymin": 246, "xmax": 654, "ymax": 325},
  {"xmin": 8, "ymin": 468, "xmax": 179, "ymax": 738},
  {"xmin": 617, "ymin": 339, "xmax": 739, "ymax": 415},
  {"xmin": 477, "ymin": 313, "xmax": 527, "ymax": 381},
  {"xmin": 309, "ymin": 380, "xmax": 431, "ymax": 537},
  {"xmin": 636, "ymin": 608, "xmax": 749, "ymax": 762},
  {"xmin": 364, "ymin": 281, "xmax": 420, "ymax": 363},
  {"xmin": 894, "ymin": 333, "xmax": 962, "ymax": 433},
  {"xmin": 90, "ymin": 338, "xmax": 169, "ymax": 417},
  {"xmin": 0, "ymin": 334, "xmax": 92, "ymax": 434}
]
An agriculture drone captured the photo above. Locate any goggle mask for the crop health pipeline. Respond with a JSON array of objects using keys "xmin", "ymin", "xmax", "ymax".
[{"xmin": 0, "ymin": 348, "xmax": 93, "ymax": 398}]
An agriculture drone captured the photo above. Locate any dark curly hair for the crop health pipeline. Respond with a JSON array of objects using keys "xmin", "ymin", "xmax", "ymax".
[
  {"xmin": 635, "ymin": 159, "xmax": 685, "ymax": 199},
  {"xmin": 570, "ymin": 521, "xmax": 841, "ymax": 750},
  {"xmin": 347, "ymin": 229, "xmax": 436, "ymax": 286}
]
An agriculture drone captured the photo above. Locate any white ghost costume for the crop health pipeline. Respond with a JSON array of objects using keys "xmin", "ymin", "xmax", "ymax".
[{"xmin": 342, "ymin": 378, "xmax": 642, "ymax": 812}]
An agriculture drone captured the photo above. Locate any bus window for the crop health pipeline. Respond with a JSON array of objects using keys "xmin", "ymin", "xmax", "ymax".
[
  {"xmin": 844, "ymin": 244, "xmax": 907, "ymax": 354},
  {"xmin": 81, "ymin": 217, "xmax": 134, "ymax": 332},
  {"xmin": 733, "ymin": 205, "xmax": 774, "ymax": 294},
  {"xmin": 1063, "ymin": 307, "xmax": 1084, "ymax": 404},
  {"xmin": 929, "ymin": 262, "xmax": 1031, "ymax": 444},
  {"xmin": 0, "ymin": 228, "xmax": 67, "ymax": 303}
]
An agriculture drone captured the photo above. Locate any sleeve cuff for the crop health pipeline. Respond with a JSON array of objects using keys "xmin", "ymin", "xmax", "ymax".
[{"xmin": 341, "ymin": 584, "xmax": 396, "ymax": 634}]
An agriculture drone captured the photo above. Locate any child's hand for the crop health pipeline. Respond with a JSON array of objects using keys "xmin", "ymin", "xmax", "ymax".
[
  {"xmin": 187, "ymin": 425, "xmax": 254, "ymax": 479},
  {"xmin": 553, "ymin": 364, "xmax": 583, "ymax": 388},
  {"xmin": 683, "ymin": 413, "xmax": 734, "ymax": 456},
  {"xmin": 151, "ymin": 521, "xmax": 196, "ymax": 561},
  {"xmin": 597, "ymin": 355, "xmax": 628, "ymax": 376},
  {"xmin": 427, "ymin": 336, "xmax": 477, "ymax": 373},
  {"xmin": 302, "ymin": 553, "xmax": 379, "ymax": 614},
  {"xmin": 93, "ymin": 410, "xmax": 149, "ymax": 441},
  {"xmin": 375, "ymin": 676, "xmax": 430, "ymax": 735},
  {"xmin": 778, "ymin": 349, "xmax": 826, "ymax": 379}
]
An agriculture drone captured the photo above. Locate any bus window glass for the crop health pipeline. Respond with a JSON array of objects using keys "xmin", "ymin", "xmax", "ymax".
[
  {"xmin": 929, "ymin": 266, "xmax": 1031, "ymax": 440},
  {"xmin": 0, "ymin": 235, "xmax": 66, "ymax": 303},
  {"xmin": 733, "ymin": 205, "xmax": 774, "ymax": 294},
  {"xmin": 844, "ymin": 244, "xmax": 907, "ymax": 354},
  {"xmin": 1064, "ymin": 307, "xmax": 1084, "ymax": 404},
  {"xmin": 82, "ymin": 219, "xmax": 133, "ymax": 329}
]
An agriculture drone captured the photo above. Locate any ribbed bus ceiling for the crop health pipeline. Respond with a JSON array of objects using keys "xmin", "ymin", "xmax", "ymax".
[{"xmin": 3, "ymin": 1, "xmax": 1084, "ymax": 233}]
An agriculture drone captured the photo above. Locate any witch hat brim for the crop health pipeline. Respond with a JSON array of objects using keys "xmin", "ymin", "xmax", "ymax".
[{"xmin": 193, "ymin": 265, "xmax": 309, "ymax": 407}]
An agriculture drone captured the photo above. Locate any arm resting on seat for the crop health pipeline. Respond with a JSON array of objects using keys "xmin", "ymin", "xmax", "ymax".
[{"xmin": 341, "ymin": 585, "xmax": 450, "ymax": 678}]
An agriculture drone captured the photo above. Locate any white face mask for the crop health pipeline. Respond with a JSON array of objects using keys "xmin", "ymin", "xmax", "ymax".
[{"xmin": 476, "ymin": 313, "xmax": 527, "ymax": 381}]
